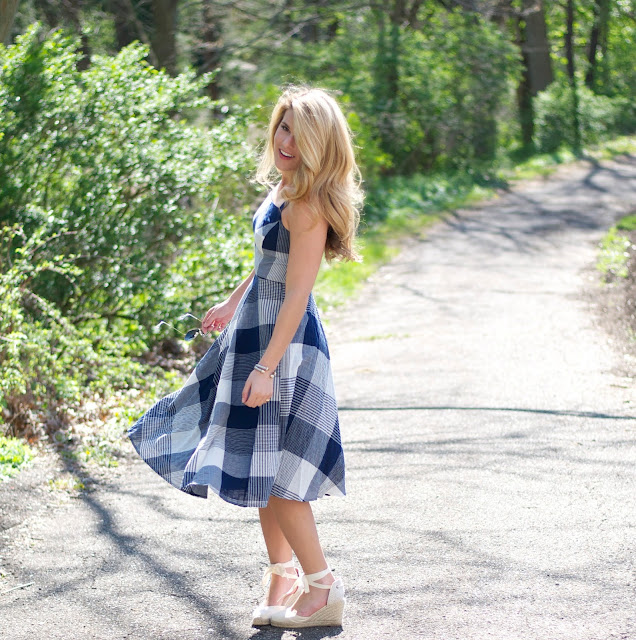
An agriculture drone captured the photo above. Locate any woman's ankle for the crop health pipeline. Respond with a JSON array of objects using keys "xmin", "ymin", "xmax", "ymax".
[
  {"xmin": 267, "ymin": 572, "xmax": 298, "ymax": 605},
  {"xmin": 311, "ymin": 572, "xmax": 334, "ymax": 587},
  {"xmin": 302, "ymin": 566, "xmax": 335, "ymax": 587}
]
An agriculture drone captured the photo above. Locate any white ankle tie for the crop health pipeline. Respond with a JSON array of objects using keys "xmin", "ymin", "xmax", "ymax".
[
  {"xmin": 295, "ymin": 567, "xmax": 332, "ymax": 594},
  {"xmin": 261, "ymin": 559, "xmax": 296, "ymax": 587}
]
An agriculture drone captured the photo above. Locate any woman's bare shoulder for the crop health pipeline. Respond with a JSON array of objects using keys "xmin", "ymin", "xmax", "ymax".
[{"xmin": 285, "ymin": 199, "xmax": 328, "ymax": 235}]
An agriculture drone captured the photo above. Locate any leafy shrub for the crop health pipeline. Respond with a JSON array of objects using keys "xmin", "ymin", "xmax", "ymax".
[
  {"xmin": 0, "ymin": 436, "xmax": 33, "ymax": 481},
  {"xmin": 534, "ymin": 81, "xmax": 634, "ymax": 152},
  {"xmin": 0, "ymin": 24, "xmax": 257, "ymax": 437},
  {"xmin": 249, "ymin": 6, "xmax": 519, "ymax": 176},
  {"xmin": 0, "ymin": 224, "xmax": 147, "ymax": 435},
  {"xmin": 1, "ymin": 24, "xmax": 256, "ymax": 333}
]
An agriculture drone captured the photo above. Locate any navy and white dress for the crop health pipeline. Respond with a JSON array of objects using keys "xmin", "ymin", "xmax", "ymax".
[{"xmin": 128, "ymin": 192, "xmax": 346, "ymax": 508}]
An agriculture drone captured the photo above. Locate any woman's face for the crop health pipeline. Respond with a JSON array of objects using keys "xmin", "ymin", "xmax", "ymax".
[{"xmin": 273, "ymin": 109, "xmax": 301, "ymax": 175}]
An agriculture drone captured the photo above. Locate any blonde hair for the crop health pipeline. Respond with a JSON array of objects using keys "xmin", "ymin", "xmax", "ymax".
[{"xmin": 256, "ymin": 86, "xmax": 364, "ymax": 262}]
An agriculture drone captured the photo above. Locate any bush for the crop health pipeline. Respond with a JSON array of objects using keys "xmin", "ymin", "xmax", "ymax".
[
  {"xmin": 534, "ymin": 81, "xmax": 634, "ymax": 153},
  {"xmin": 0, "ymin": 436, "xmax": 33, "ymax": 481},
  {"xmin": 0, "ymin": 24, "xmax": 257, "ymax": 437},
  {"xmin": 0, "ymin": 224, "xmax": 147, "ymax": 435},
  {"xmin": 247, "ymin": 7, "xmax": 520, "ymax": 176},
  {"xmin": 1, "ymin": 24, "xmax": 256, "ymax": 331}
]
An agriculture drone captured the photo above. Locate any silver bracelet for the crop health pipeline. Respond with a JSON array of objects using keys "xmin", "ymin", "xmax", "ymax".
[{"xmin": 254, "ymin": 363, "xmax": 275, "ymax": 378}]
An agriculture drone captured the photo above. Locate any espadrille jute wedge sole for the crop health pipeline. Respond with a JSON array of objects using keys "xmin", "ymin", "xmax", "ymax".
[
  {"xmin": 270, "ymin": 568, "xmax": 345, "ymax": 629},
  {"xmin": 251, "ymin": 559, "xmax": 301, "ymax": 627}
]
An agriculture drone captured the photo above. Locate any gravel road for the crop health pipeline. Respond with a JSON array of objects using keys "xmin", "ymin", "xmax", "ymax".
[{"xmin": 1, "ymin": 154, "xmax": 635, "ymax": 640}]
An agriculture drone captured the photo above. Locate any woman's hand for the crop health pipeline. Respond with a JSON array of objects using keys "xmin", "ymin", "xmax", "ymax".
[
  {"xmin": 242, "ymin": 370, "xmax": 274, "ymax": 408},
  {"xmin": 202, "ymin": 298, "xmax": 237, "ymax": 334}
]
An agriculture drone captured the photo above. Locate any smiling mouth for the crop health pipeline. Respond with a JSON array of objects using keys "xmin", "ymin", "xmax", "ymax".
[{"xmin": 279, "ymin": 149, "xmax": 294, "ymax": 159}]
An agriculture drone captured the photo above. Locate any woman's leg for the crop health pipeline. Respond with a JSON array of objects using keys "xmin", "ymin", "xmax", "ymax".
[
  {"xmin": 267, "ymin": 495, "xmax": 335, "ymax": 617},
  {"xmin": 258, "ymin": 504, "xmax": 298, "ymax": 605}
]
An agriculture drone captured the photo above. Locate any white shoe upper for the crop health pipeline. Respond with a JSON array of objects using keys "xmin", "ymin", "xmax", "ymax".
[
  {"xmin": 251, "ymin": 559, "xmax": 301, "ymax": 626},
  {"xmin": 269, "ymin": 572, "xmax": 345, "ymax": 627}
]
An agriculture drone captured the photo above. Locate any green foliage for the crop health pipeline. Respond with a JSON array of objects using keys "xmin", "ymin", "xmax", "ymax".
[
  {"xmin": 235, "ymin": 6, "xmax": 520, "ymax": 176},
  {"xmin": 543, "ymin": 0, "xmax": 636, "ymax": 97},
  {"xmin": 387, "ymin": 9, "xmax": 519, "ymax": 171},
  {"xmin": 534, "ymin": 80, "xmax": 634, "ymax": 153},
  {"xmin": 0, "ymin": 224, "xmax": 148, "ymax": 435},
  {"xmin": 0, "ymin": 24, "xmax": 256, "ymax": 334},
  {"xmin": 597, "ymin": 226, "xmax": 632, "ymax": 281},
  {"xmin": 364, "ymin": 169, "xmax": 499, "ymax": 225},
  {"xmin": 0, "ymin": 436, "xmax": 33, "ymax": 481},
  {"xmin": 617, "ymin": 215, "xmax": 636, "ymax": 232},
  {"xmin": 314, "ymin": 236, "xmax": 400, "ymax": 312},
  {"xmin": 0, "ymin": 25, "xmax": 256, "ymax": 437}
]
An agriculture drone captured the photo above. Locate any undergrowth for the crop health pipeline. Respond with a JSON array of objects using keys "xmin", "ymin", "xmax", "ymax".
[
  {"xmin": 595, "ymin": 211, "xmax": 636, "ymax": 364},
  {"xmin": 598, "ymin": 227, "xmax": 633, "ymax": 281},
  {"xmin": 0, "ymin": 436, "xmax": 33, "ymax": 481}
]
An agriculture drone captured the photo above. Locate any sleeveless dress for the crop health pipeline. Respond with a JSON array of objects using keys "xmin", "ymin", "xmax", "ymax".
[{"xmin": 127, "ymin": 192, "xmax": 346, "ymax": 508}]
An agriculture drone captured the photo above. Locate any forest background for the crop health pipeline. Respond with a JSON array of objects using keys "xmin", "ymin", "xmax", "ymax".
[{"xmin": 0, "ymin": 0, "xmax": 634, "ymax": 472}]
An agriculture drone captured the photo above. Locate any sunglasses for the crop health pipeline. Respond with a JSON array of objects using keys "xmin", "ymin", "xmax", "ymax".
[{"xmin": 155, "ymin": 313, "xmax": 203, "ymax": 341}]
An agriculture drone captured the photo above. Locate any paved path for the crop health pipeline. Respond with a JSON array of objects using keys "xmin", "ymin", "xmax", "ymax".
[{"xmin": 2, "ymin": 155, "xmax": 636, "ymax": 640}]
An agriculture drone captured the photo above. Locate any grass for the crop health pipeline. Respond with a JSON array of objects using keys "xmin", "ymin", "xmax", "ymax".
[
  {"xmin": 48, "ymin": 475, "xmax": 85, "ymax": 493},
  {"xmin": 597, "ymin": 227, "xmax": 631, "ymax": 280},
  {"xmin": 500, "ymin": 148, "xmax": 578, "ymax": 180},
  {"xmin": 616, "ymin": 214, "xmax": 636, "ymax": 232},
  {"xmin": 314, "ymin": 231, "xmax": 400, "ymax": 311},
  {"xmin": 598, "ymin": 212, "xmax": 636, "ymax": 282},
  {"xmin": 497, "ymin": 135, "xmax": 636, "ymax": 183},
  {"xmin": 0, "ymin": 436, "xmax": 33, "ymax": 481}
]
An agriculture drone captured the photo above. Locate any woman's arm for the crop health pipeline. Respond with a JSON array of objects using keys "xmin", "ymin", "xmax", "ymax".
[
  {"xmin": 202, "ymin": 269, "xmax": 255, "ymax": 334},
  {"xmin": 242, "ymin": 203, "xmax": 328, "ymax": 407}
]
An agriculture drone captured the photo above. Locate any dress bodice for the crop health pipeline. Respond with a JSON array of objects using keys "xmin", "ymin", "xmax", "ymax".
[{"xmin": 252, "ymin": 192, "xmax": 290, "ymax": 284}]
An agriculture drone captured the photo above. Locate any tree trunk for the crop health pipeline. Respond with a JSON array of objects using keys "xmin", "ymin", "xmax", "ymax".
[
  {"xmin": 565, "ymin": 0, "xmax": 582, "ymax": 153},
  {"xmin": 507, "ymin": 0, "xmax": 552, "ymax": 150},
  {"xmin": 585, "ymin": 0, "xmax": 611, "ymax": 92},
  {"xmin": 0, "ymin": 0, "xmax": 20, "ymax": 45},
  {"xmin": 109, "ymin": 0, "xmax": 158, "ymax": 67},
  {"xmin": 33, "ymin": 0, "xmax": 58, "ymax": 27},
  {"xmin": 372, "ymin": 7, "xmax": 400, "ymax": 163},
  {"xmin": 513, "ymin": 3, "xmax": 534, "ymax": 149},
  {"xmin": 522, "ymin": 0, "xmax": 553, "ymax": 94},
  {"xmin": 151, "ymin": 0, "xmax": 179, "ymax": 75},
  {"xmin": 197, "ymin": 0, "xmax": 223, "ymax": 99},
  {"xmin": 299, "ymin": 0, "xmax": 320, "ymax": 42},
  {"xmin": 388, "ymin": 2, "xmax": 402, "ymax": 99},
  {"xmin": 64, "ymin": 0, "xmax": 91, "ymax": 70},
  {"xmin": 110, "ymin": 0, "xmax": 138, "ymax": 49}
]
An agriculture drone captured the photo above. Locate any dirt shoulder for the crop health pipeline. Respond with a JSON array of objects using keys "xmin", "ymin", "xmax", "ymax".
[{"xmin": 589, "ymin": 226, "xmax": 636, "ymax": 373}]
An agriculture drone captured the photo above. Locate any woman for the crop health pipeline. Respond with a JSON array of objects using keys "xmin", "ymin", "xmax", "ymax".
[{"xmin": 128, "ymin": 86, "xmax": 363, "ymax": 629}]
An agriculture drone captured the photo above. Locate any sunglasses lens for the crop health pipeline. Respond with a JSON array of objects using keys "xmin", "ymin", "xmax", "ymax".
[{"xmin": 184, "ymin": 328, "xmax": 200, "ymax": 341}]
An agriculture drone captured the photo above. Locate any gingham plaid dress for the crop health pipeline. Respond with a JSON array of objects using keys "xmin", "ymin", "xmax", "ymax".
[{"xmin": 127, "ymin": 192, "xmax": 346, "ymax": 507}]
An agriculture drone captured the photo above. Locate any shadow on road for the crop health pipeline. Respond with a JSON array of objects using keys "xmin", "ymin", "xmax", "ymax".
[{"xmin": 339, "ymin": 405, "xmax": 635, "ymax": 420}]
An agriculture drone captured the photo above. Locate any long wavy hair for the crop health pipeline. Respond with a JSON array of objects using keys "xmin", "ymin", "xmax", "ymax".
[{"xmin": 256, "ymin": 86, "xmax": 364, "ymax": 262}]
